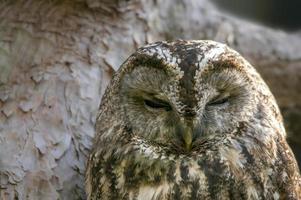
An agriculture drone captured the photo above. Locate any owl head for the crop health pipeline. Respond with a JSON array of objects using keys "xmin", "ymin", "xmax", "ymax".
[
  {"xmin": 87, "ymin": 40, "xmax": 301, "ymax": 200},
  {"xmin": 97, "ymin": 40, "xmax": 284, "ymax": 155}
]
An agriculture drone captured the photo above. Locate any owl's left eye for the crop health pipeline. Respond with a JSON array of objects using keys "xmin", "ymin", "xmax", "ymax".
[
  {"xmin": 208, "ymin": 94, "xmax": 230, "ymax": 106},
  {"xmin": 144, "ymin": 99, "xmax": 172, "ymax": 111}
]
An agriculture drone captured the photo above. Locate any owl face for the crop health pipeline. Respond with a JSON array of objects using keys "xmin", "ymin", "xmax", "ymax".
[
  {"xmin": 119, "ymin": 41, "xmax": 256, "ymax": 154},
  {"xmin": 87, "ymin": 40, "xmax": 301, "ymax": 200}
]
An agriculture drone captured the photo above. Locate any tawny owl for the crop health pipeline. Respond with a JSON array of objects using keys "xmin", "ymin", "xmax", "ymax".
[{"xmin": 85, "ymin": 40, "xmax": 301, "ymax": 199}]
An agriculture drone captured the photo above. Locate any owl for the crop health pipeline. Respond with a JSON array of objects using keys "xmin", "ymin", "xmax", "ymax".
[{"xmin": 85, "ymin": 40, "xmax": 301, "ymax": 200}]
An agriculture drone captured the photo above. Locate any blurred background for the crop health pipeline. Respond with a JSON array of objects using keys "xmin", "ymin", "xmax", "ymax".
[
  {"xmin": 0, "ymin": 0, "xmax": 300, "ymax": 199},
  {"xmin": 213, "ymin": 0, "xmax": 301, "ymax": 31}
]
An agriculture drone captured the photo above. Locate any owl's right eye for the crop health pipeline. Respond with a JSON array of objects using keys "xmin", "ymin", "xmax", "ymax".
[{"xmin": 144, "ymin": 99, "xmax": 172, "ymax": 111}]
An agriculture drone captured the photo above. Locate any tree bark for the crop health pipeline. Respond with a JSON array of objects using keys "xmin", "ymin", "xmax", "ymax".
[{"xmin": 0, "ymin": 0, "xmax": 300, "ymax": 199}]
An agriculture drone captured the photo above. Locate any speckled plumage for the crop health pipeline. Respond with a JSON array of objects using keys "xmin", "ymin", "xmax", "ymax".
[{"xmin": 85, "ymin": 40, "xmax": 301, "ymax": 200}]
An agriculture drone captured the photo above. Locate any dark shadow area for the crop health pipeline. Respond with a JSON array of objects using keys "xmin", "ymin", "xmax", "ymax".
[
  {"xmin": 288, "ymin": 141, "xmax": 301, "ymax": 169},
  {"xmin": 213, "ymin": 0, "xmax": 301, "ymax": 31},
  {"xmin": 283, "ymin": 106, "xmax": 301, "ymax": 169}
]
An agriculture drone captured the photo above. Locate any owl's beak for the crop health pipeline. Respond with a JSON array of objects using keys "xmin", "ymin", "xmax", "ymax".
[{"xmin": 183, "ymin": 127, "xmax": 193, "ymax": 151}]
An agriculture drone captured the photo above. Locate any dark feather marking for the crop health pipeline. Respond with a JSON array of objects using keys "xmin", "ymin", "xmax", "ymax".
[
  {"xmin": 126, "ymin": 54, "xmax": 167, "ymax": 74},
  {"xmin": 90, "ymin": 153, "xmax": 105, "ymax": 198},
  {"xmin": 171, "ymin": 183, "xmax": 182, "ymax": 200},
  {"xmin": 238, "ymin": 137, "xmax": 266, "ymax": 199},
  {"xmin": 170, "ymin": 42, "xmax": 199, "ymax": 112},
  {"xmin": 124, "ymin": 157, "xmax": 140, "ymax": 189},
  {"xmin": 180, "ymin": 160, "xmax": 189, "ymax": 181},
  {"xmin": 103, "ymin": 152, "xmax": 121, "ymax": 199},
  {"xmin": 229, "ymin": 170, "xmax": 251, "ymax": 200},
  {"xmin": 189, "ymin": 178, "xmax": 202, "ymax": 200},
  {"xmin": 166, "ymin": 161, "xmax": 176, "ymax": 183},
  {"xmin": 198, "ymin": 156, "xmax": 228, "ymax": 199}
]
